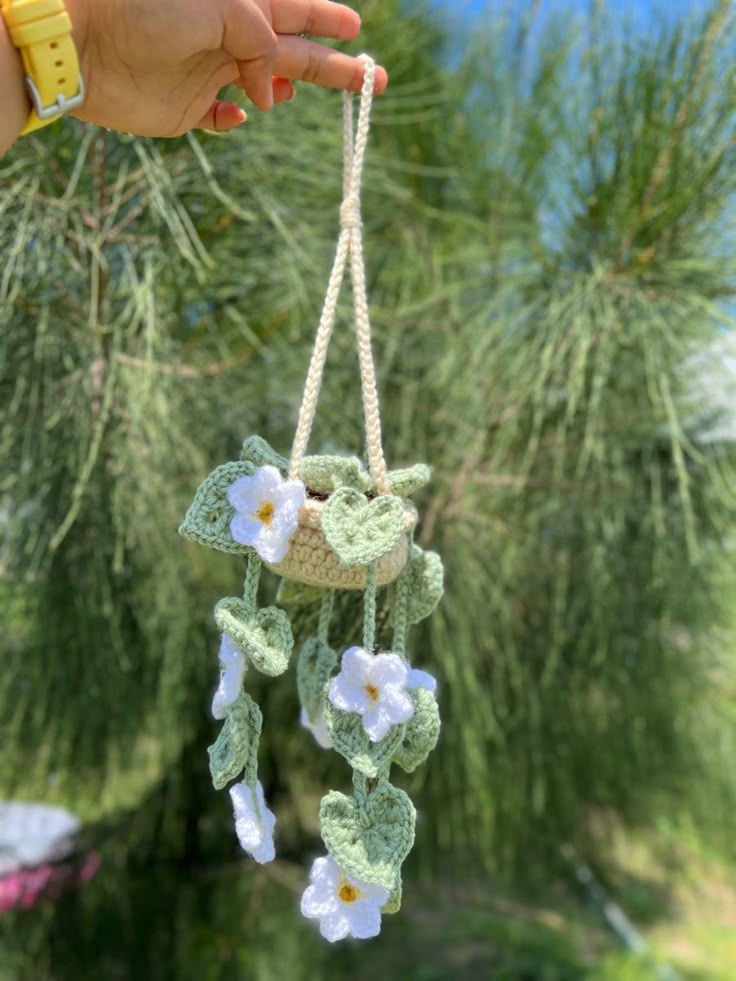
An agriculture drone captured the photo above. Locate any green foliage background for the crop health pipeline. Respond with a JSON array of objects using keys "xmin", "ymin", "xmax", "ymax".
[{"xmin": 1, "ymin": 0, "xmax": 736, "ymax": 975}]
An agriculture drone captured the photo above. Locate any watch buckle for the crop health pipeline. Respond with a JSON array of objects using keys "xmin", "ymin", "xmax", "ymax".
[{"xmin": 25, "ymin": 73, "xmax": 85, "ymax": 122}]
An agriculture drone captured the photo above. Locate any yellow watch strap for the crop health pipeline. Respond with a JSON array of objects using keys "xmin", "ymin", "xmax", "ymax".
[{"xmin": 1, "ymin": 0, "xmax": 84, "ymax": 135}]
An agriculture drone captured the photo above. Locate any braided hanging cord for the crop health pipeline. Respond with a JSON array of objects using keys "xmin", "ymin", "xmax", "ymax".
[{"xmin": 288, "ymin": 55, "xmax": 390, "ymax": 494}]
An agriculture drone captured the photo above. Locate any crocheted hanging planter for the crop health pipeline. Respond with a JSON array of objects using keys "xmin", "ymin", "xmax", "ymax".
[
  {"xmin": 266, "ymin": 490, "xmax": 418, "ymax": 590},
  {"xmin": 179, "ymin": 56, "xmax": 444, "ymax": 945},
  {"xmin": 179, "ymin": 438, "xmax": 424, "ymax": 589}
]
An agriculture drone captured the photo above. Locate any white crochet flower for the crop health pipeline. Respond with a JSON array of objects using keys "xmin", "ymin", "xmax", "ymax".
[
  {"xmin": 329, "ymin": 647, "xmax": 414, "ymax": 742},
  {"xmin": 407, "ymin": 667, "xmax": 437, "ymax": 695},
  {"xmin": 229, "ymin": 781, "xmax": 276, "ymax": 864},
  {"xmin": 300, "ymin": 706, "xmax": 332, "ymax": 749},
  {"xmin": 301, "ymin": 855, "xmax": 389, "ymax": 942},
  {"xmin": 227, "ymin": 465, "xmax": 306, "ymax": 563},
  {"xmin": 211, "ymin": 634, "xmax": 247, "ymax": 720}
]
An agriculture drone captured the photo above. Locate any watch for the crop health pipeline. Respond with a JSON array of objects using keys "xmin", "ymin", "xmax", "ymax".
[{"xmin": 1, "ymin": 0, "xmax": 84, "ymax": 135}]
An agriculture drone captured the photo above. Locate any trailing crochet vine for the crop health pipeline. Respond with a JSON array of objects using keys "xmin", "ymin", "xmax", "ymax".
[{"xmin": 178, "ymin": 56, "xmax": 443, "ymax": 943}]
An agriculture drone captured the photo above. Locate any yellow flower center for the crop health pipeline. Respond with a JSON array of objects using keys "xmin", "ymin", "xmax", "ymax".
[
  {"xmin": 338, "ymin": 879, "xmax": 362, "ymax": 904},
  {"xmin": 255, "ymin": 501, "xmax": 275, "ymax": 527},
  {"xmin": 364, "ymin": 683, "xmax": 379, "ymax": 702}
]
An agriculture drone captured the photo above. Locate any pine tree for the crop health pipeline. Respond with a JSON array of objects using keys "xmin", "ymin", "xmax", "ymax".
[{"xmin": 1, "ymin": 1, "xmax": 736, "ymax": 970}]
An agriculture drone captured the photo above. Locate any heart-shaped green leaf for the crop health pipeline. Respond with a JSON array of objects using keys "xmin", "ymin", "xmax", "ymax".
[
  {"xmin": 320, "ymin": 785, "xmax": 416, "ymax": 890},
  {"xmin": 322, "ymin": 487, "xmax": 406, "ymax": 567},
  {"xmin": 297, "ymin": 637, "xmax": 337, "ymax": 721},
  {"xmin": 392, "ymin": 688, "xmax": 441, "ymax": 773},
  {"xmin": 324, "ymin": 699, "xmax": 405, "ymax": 777},
  {"xmin": 298, "ymin": 455, "xmax": 374, "ymax": 495},
  {"xmin": 240, "ymin": 435, "xmax": 288, "ymax": 473},
  {"xmin": 178, "ymin": 460, "xmax": 256, "ymax": 553},
  {"xmin": 387, "ymin": 463, "xmax": 431, "ymax": 497},
  {"xmin": 401, "ymin": 546, "xmax": 444, "ymax": 625},
  {"xmin": 207, "ymin": 693, "xmax": 262, "ymax": 790},
  {"xmin": 214, "ymin": 598, "xmax": 293, "ymax": 677}
]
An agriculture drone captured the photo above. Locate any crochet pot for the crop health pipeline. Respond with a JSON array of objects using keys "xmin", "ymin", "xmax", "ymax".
[
  {"xmin": 263, "ymin": 495, "xmax": 418, "ymax": 589},
  {"xmin": 179, "ymin": 57, "xmax": 444, "ymax": 945}
]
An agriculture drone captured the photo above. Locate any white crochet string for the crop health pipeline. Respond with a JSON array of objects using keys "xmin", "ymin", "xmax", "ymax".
[{"xmin": 288, "ymin": 55, "xmax": 390, "ymax": 495}]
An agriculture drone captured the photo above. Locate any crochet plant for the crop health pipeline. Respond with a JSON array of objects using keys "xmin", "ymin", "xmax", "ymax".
[{"xmin": 179, "ymin": 57, "xmax": 443, "ymax": 943}]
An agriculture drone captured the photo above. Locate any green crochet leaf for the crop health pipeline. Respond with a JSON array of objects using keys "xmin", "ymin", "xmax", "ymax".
[
  {"xmin": 178, "ymin": 460, "xmax": 256, "ymax": 553},
  {"xmin": 382, "ymin": 877, "xmax": 402, "ymax": 915},
  {"xmin": 320, "ymin": 785, "xmax": 416, "ymax": 891},
  {"xmin": 322, "ymin": 487, "xmax": 405, "ymax": 567},
  {"xmin": 214, "ymin": 598, "xmax": 294, "ymax": 677},
  {"xmin": 324, "ymin": 699, "xmax": 405, "ymax": 777},
  {"xmin": 207, "ymin": 693, "xmax": 262, "ymax": 790},
  {"xmin": 297, "ymin": 455, "xmax": 373, "ymax": 494},
  {"xmin": 392, "ymin": 688, "xmax": 441, "ymax": 773},
  {"xmin": 295, "ymin": 458, "xmax": 431, "ymax": 497},
  {"xmin": 387, "ymin": 463, "xmax": 431, "ymax": 497},
  {"xmin": 402, "ymin": 546, "xmax": 444, "ymax": 625},
  {"xmin": 240, "ymin": 435, "xmax": 288, "ymax": 473},
  {"xmin": 275, "ymin": 579, "xmax": 324, "ymax": 607},
  {"xmin": 297, "ymin": 637, "xmax": 337, "ymax": 721}
]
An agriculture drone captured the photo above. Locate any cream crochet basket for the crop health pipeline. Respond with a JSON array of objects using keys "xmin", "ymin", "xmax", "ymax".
[{"xmin": 264, "ymin": 496, "xmax": 417, "ymax": 589}]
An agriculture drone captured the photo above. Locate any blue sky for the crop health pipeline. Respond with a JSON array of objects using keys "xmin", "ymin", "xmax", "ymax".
[
  {"xmin": 429, "ymin": 0, "xmax": 717, "ymax": 64},
  {"xmin": 439, "ymin": 0, "xmax": 712, "ymax": 26}
]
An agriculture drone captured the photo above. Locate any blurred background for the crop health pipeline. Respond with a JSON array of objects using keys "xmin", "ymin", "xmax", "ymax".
[{"xmin": 2, "ymin": 0, "xmax": 736, "ymax": 977}]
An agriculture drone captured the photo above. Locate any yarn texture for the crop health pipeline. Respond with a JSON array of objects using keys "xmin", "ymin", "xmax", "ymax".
[
  {"xmin": 178, "ymin": 460, "xmax": 256, "ymax": 553},
  {"xmin": 178, "ymin": 55, "xmax": 444, "ymax": 943},
  {"xmin": 325, "ymin": 699, "xmax": 406, "ymax": 778},
  {"xmin": 297, "ymin": 636, "xmax": 338, "ymax": 722},
  {"xmin": 230, "ymin": 780, "xmax": 277, "ymax": 864},
  {"xmin": 264, "ymin": 493, "xmax": 416, "ymax": 590},
  {"xmin": 297, "ymin": 455, "xmax": 374, "ymax": 495},
  {"xmin": 301, "ymin": 855, "xmax": 389, "ymax": 942},
  {"xmin": 319, "ymin": 783, "xmax": 416, "ymax": 891},
  {"xmin": 399, "ymin": 545, "xmax": 445, "ymax": 625},
  {"xmin": 321, "ymin": 488, "xmax": 407, "ymax": 568},
  {"xmin": 208, "ymin": 693, "xmax": 262, "ymax": 790},
  {"xmin": 211, "ymin": 635, "xmax": 247, "ymax": 720},
  {"xmin": 392, "ymin": 687, "xmax": 441, "ymax": 773},
  {"xmin": 215, "ymin": 597, "xmax": 294, "ymax": 677}
]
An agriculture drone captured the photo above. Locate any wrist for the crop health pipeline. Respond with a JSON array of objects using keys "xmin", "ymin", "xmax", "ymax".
[
  {"xmin": 1, "ymin": 0, "xmax": 88, "ymax": 146},
  {"xmin": 0, "ymin": 11, "xmax": 30, "ymax": 152},
  {"xmin": 63, "ymin": 0, "xmax": 88, "ymax": 95}
]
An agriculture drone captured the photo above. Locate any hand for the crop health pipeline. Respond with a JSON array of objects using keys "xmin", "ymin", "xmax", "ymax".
[{"xmin": 65, "ymin": 0, "xmax": 388, "ymax": 137}]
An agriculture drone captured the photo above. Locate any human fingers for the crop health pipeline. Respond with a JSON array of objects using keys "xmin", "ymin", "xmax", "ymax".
[
  {"xmin": 269, "ymin": 0, "xmax": 360, "ymax": 39},
  {"xmin": 224, "ymin": 0, "xmax": 279, "ymax": 110},
  {"xmin": 196, "ymin": 100, "xmax": 248, "ymax": 132},
  {"xmin": 272, "ymin": 76, "xmax": 296, "ymax": 102},
  {"xmin": 271, "ymin": 37, "xmax": 388, "ymax": 94}
]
